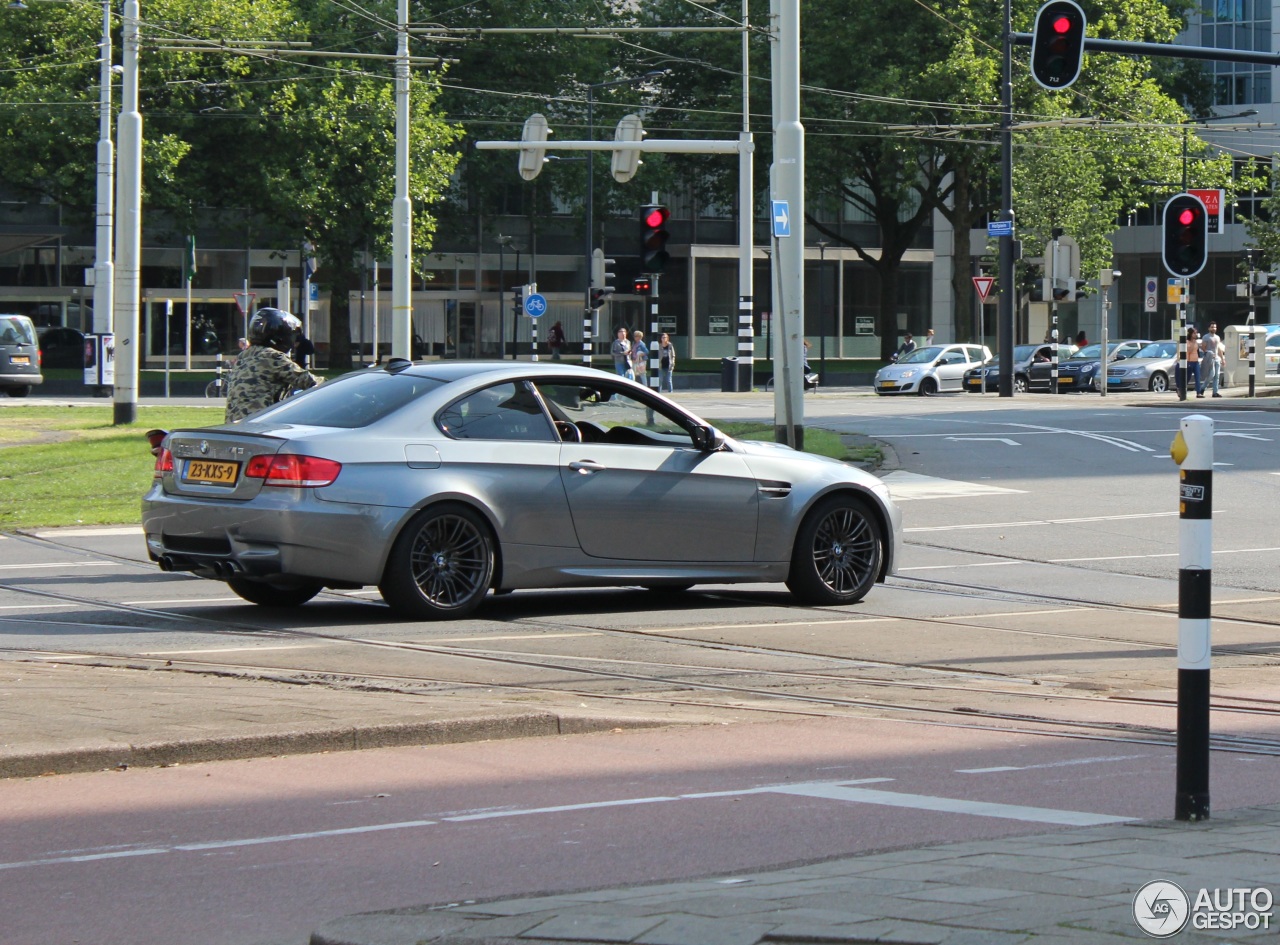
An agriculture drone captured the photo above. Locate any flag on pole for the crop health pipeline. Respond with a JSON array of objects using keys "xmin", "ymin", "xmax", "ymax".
[
  {"xmin": 183, "ymin": 234, "xmax": 197, "ymax": 284},
  {"xmin": 302, "ymin": 240, "xmax": 316, "ymax": 281}
]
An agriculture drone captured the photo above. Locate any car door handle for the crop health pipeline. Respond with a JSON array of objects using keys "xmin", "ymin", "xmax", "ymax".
[{"xmin": 568, "ymin": 460, "xmax": 606, "ymax": 474}]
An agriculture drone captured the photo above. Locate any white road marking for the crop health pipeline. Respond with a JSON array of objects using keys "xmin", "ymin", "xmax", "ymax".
[
  {"xmin": 0, "ymin": 561, "xmax": 120, "ymax": 570},
  {"xmin": 881, "ymin": 471, "xmax": 1025, "ymax": 501},
  {"xmin": 939, "ymin": 609, "xmax": 1083, "ymax": 621},
  {"xmin": 957, "ymin": 754, "xmax": 1153, "ymax": 775},
  {"xmin": 763, "ymin": 782, "xmax": 1131, "ymax": 826},
  {"xmin": 1051, "ymin": 546, "xmax": 1280, "ymax": 563},
  {"xmin": 30, "ymin": 526, "xmax": 143, "ymax": 537},
  {"xmin": 899, "ymin": 562, "xmax": 1026, "ymax": 572},
  {"xmin": 905, "ymin": 511, "xmax": 1175, "ymax": 532},
  {"xmin": 1216, "ymin": 432, "xmax": 1271, "ymax": 441},
  {"xmin": 0, "ymin": 604, "xmax": 67, "ymax": 612},
  {"xmin": 0, "ymin": 777, "xmax": 1129, "ymax": 871},
  {"xmin": 123, "ymin": 598, "xmax": 241, "ymax": 606},
  {"xmin": 945, "ymin": 437, "xmax": 1021, "ymax": 446}
]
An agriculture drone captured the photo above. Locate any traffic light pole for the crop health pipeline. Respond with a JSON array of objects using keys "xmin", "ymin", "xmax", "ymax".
[
  {"xmin": 1177, "ymin": 280, "xmax": 1189, "ymax": 401},
  {"xmin": 1247, "ymin": 269, "xmax": 1258, "ymax": 397},
  {"xmin": 997, "ymin": 0, "xmax": 1015, "ymax": 397}
]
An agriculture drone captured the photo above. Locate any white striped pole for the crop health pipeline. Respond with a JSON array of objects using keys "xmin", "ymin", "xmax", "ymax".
[
  {"xmin": 1176, "ymin": 281, "xmax": 1189, "ymax": 401},
  {"xmin": 582, "ymin": 305, "xmax": 592, "ymax": 367},
  {"xmin": 1171, "ymin": 414, "xmax": 1213, "ymax": 822},
  {"xmin": 1247, "ymin": 270, "xmax": 1257, "ymax": 397},
  {"xmin": 649, "ymin": 274, "xmax": 660, "ymax": 389}
]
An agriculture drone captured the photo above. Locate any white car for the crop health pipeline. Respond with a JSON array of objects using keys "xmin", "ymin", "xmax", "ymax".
[{"xmin": 874, "ymin": 343, "xmax": 993, "ymax": 395}]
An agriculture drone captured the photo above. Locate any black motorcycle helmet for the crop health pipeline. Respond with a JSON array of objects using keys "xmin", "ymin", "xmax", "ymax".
[{"xmin": 247, "ymin": 307, "xmax": 302, "ymax": 353}]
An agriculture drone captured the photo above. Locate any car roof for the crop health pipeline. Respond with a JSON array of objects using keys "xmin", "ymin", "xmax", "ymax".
[{"xmin": 394, "ymin": 360, "xmax": 617, "ymax": 383}]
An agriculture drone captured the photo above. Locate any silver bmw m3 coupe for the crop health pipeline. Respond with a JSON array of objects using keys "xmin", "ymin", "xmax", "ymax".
[{"xmin": 143, "ymin": 361, "xmax": 901, "ymax": 618}]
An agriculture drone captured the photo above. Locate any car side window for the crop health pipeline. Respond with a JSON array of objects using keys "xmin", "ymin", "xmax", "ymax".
[
  {"xmin": 535, "ymin": 381, "xmax": 694, "ymax": 447},
  {"xmin": 438, "ymin": 381, "xmax": 556, "ymax": 442}
]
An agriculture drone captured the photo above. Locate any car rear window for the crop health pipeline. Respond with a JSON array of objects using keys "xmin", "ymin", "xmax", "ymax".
[
  {"xmin": 0, "ymin": 316, "xmax": 36, "ymax": 346},
  {"xmin": 250, "ymin": 370, "xmax": 446, "ymax": 428}
]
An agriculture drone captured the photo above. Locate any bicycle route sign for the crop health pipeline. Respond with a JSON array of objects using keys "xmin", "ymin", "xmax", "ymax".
[{"xmin": 524, "ymin": 293, "xmax": 547, "ymax": 318}]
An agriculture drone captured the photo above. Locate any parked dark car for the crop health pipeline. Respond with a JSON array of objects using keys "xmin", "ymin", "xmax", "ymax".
[
  {"xmin": 1, "ymin": 314, "xmax": 43, "ymax": 397},
  {"xmin": 1027, "ymin": 340, "xmax": 1151, "ymax": 392},
  {"xmin": 963, "ymin": 343, "xmax": 1066, "ymax": 393},
  {"xmin": 37, "ymin": 326, "xmax": 88, "ymax": 370}
]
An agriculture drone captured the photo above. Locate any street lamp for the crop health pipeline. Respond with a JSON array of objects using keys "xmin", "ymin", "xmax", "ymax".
[
  {"xmin": 584, "ymin": 71, "xmax": 664, "ymax": 352},
  {"xmin": 815, "ymin": 239, "xmax": 828, "ymax": 385}
]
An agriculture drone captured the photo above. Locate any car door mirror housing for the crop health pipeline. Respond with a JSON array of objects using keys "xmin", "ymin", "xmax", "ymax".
[{"xmin": 691, "ymin": 424, "xmax": 725, "ymax": 452}]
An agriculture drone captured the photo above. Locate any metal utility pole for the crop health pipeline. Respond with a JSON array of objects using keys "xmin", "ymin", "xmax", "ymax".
[
  {"xmin": 769, "ymin": 0, "xmax": 805, "ymax": 446},
  {"xmin": 391, "ymin": 0, "xmax": 412, "ymax": 360},
  {"xmin": 112, "ymin": 0, "xmax": 141, "ymax": 425},
  {"xmin": 997, "ymin": 0, "xmax": 1015, "ymax": 397},
  {"xmin": 736, "ymin": 0, "xmax": 755, "ymax": 386}
]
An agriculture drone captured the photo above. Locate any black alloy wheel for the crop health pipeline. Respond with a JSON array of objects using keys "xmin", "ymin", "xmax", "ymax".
[
  {"xmin": 786, "ymin": 495, "xmax": 883, "ymax": 606},
  {"xmin": 379, "ymin": 503, "xmax": 495, "ymax": 619}
]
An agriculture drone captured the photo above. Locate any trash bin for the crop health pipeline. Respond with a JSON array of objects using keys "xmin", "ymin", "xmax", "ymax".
[{"xmin": 721, "ymin": 356, "xmax": 741, "ymax": 392}]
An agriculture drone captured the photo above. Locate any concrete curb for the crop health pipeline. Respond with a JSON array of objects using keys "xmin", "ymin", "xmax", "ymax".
[{"xmin": 0, "ymin": 713, "xmax": 668, "ymax": 779}]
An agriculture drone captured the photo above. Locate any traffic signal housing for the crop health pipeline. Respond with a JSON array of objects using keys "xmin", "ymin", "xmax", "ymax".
[
  {"xmin": 640, "ymin": 205, "xmax": 670, "ymax": 273},
  {"xmin": 510, "ymin": 287, "xmax": 523, "ymax": 318},
  {"xmin": 633, "ymin": 276, "xmax": 652, "ymax": 295},
  {"xmin": 1052, "ymin": 278, "xmax": 1088, "ymax": 301},
  {"xmin": 1162, "ymin": 194, "xmax": 1208, "ymax": 279},
  {"xmin": 589, "ymin": 287, "xmax": 613, "ymax": 310},
  {"xmin": 1031, "ymin": 0, "xmax": 1087, "ymax": 90}
]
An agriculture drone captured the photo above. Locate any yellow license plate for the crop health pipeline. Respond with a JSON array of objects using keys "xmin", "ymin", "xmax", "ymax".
[
  {"xmin": 10, "ymin": 355, "xmax": 30, "ymax": 365},
  {"xmin": 182, "ymin": 459, "xmax": 239, "ymax": 485},
  {"xmin": 1059, "ymin": 377, "xmax": 1074, "ymax": 385},
  {"xmin": 881, "ymin": 381, "xmax": 898, "ymax": 389}
]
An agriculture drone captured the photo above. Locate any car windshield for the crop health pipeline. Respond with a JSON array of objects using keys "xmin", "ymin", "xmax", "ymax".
[
  {"xmin": 1135, "ymin": 342, "xmax": 1176, "ymax": 359},
  {"xmin": 897, "ymin": 345, "xmax": 943, "ymax": 364},
  {"xmin": 246, "ymin": 369, "xmax": 447, "ymax": 428},
  {"xmin": 0, "ymin": 316, "xmax": 35, "ymax": 346}
]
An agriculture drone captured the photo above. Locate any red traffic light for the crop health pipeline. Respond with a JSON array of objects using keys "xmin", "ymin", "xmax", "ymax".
[
  {"xmin": 640, "ymin": 204, "xmax": 670, "ymax": 274},
  {"xmin": 633, "ymin": 276, "xmax": 652, "ymax": 294},
  {"xmin": 1162, "ymin": 194, "xmax": 1208, "ymax": 279},
  {"xmin": 1030, "ymin": 0, "xmax": 1087, "ymax": 90}
]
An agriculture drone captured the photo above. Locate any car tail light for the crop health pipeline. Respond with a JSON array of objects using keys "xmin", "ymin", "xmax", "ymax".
[
  {"xmin": 153, "ymin": 448, "xmax": 173, "ymax": 478},
  {"xmin": 245, "ymin": 454, "xmax": 342, "ymax": 487}
]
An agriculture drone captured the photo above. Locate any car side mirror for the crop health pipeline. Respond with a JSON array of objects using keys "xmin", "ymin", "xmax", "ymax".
[{"xmin": 691, "ymin": 424, "xmax": 725, "ymax": 452}]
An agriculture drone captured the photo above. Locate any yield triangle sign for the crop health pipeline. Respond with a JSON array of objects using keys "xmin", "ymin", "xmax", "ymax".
[{"xmin": 972, "ymin": 276, "xmax": 995, "ymax": 301}]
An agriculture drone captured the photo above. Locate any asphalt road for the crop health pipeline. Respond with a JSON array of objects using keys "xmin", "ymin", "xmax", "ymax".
[{"xmin": 3, "ymin": 386, "xmax": 1279, "ymax": 945}]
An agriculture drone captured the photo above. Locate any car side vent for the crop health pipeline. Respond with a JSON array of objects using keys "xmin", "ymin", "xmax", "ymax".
[{"xmin": 758, "ymin": 481, "xmax": 791, "ymax": 498}]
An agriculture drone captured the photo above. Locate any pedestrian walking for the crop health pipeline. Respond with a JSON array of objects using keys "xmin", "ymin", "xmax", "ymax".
[
  {"xmin": 611, "ymin": 327, "xmax": 633, "ymax": 379},
  {"xmin": 658, "ymin": 332, "xmax": 676, "ymax": 392},
  {"xmin": 1187, "ymin": 326, "xmax": 1203, "ymax": 397},
  {"xmin": 548, "ymin": 321, "xmax": 566, "ymax": 360},
  {"xmin": 630, "ymin": 330, "xmax": 649, "ymax": 383},
  {"xmin": 894, "ymin": 333, "xmax": 915, "ymax": 362},
  {"xmin": 1200, "ymin": 322, "xmax": 1224, "ymax": 397}
]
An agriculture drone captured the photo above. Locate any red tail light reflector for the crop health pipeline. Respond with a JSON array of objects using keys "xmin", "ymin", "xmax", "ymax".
[
  {"xmin": 245, "ymin": 454, "xmax": 342, "ymax": 487},
  {"xmin": 153, "ymin": 448, "xmax": 173, "ymax": 478}
]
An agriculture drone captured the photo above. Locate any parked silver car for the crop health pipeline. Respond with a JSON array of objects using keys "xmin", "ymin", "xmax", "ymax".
[
  {"xmin": 874, "ymin": 343, "xmax": 993, "ymax": 395},
  {"xmin": 1106, "ymin": 340, "xmax": 1178, "ymax": 392},
  {"xmin": 143, "ymin": 361, "xmax": 902, "ymax": 618},
  {"xmin": 0, "ymin": 314, "xmax": 42, "ymax": 397}
]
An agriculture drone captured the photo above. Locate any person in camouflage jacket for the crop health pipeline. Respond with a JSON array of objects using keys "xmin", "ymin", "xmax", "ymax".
[{"xmin": 224, "ymin": 308, "xmax": 321, "ymax": 422}]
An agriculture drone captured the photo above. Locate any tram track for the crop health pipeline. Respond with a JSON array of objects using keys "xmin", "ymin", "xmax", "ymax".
[{"xmin": 5, "ymin": 530, "xmax": 1280, "ymax": 758}]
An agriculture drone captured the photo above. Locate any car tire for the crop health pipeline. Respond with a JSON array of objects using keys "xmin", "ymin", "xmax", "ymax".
[
  {"xmin": 379, "ymin": 503, "xmax": 495, "ymax": 619},
  {"xmin": 1014, "ymin": 375, "xmax": 1028, "ymax": 393},
  {"xmin": 919, "ymin": 377, "xmax": 938, "ymax": 396},
  {"xmin": 227, "ymin": 576, "xmax": 323, "ymax": 607},
  {"xmin": 6, "ymin": 385, "xmax": 32, "ymax": 398},
  {"xmin": 785, "ymin": 495, "xmax": 883, "ymax": 606},
  {"xmin": 1150, "ymin": 372, "xmax": 1169, "ymax": 393}
]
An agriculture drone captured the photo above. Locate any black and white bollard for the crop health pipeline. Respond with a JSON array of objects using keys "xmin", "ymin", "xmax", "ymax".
[{"xmin": 1171, "ymin": 414, "xmax": 1213, "ymax": 821}]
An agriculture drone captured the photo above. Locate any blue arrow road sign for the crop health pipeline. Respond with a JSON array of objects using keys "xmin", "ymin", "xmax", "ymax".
[
  {"xmin": 772, "ymin": 200, "xmax": 791, "ymax": 238},
  {"xmin": 523, "ymin": 293, "xmax": 547, "ymax": 318}
]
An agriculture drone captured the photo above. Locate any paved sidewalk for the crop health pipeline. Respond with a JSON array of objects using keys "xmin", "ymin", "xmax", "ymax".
[
  {"xmin": 311, "ymin": 802, "xmax": 1280, "ymax": 945},
  {"xmin": 0, "ymin": 660, "xmax": 676, "ymax": 779}
]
